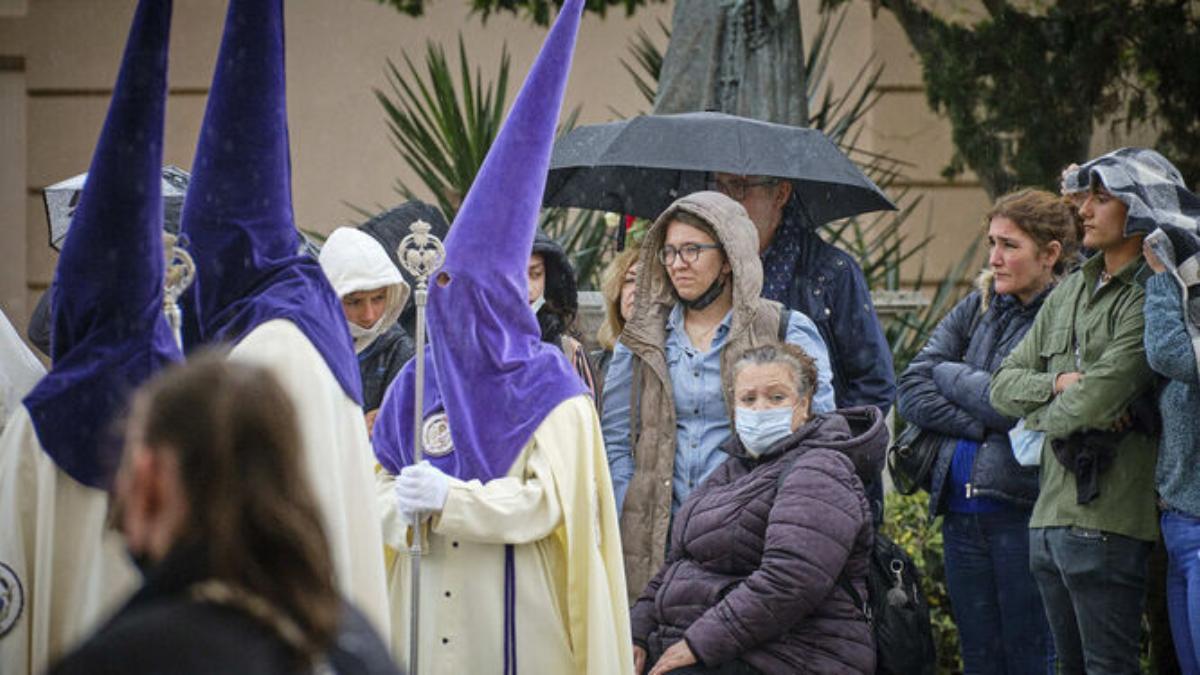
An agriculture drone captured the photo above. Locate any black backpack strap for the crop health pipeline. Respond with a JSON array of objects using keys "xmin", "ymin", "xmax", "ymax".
[
  {"xmin": 778, "ymin": 307, "xmax": 791, "ymax": 342},
  {"xmin": 838, "ymin": 574, "xmax": 871, "ymax": 624}
]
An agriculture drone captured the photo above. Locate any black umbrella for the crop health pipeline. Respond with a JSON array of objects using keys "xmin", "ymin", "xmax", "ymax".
[
  {"xmin": 43, "ymin": 165, "xmax": 190, "ymax": 250},
  {"xmin": 544, "ymin": 111, "xmax": 895, "ymax": 226}
]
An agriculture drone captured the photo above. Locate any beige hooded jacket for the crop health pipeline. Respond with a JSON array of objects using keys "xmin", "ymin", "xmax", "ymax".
[{"xmin": 616, "ymin": 190, "xmax": 799, "ymax": 600}]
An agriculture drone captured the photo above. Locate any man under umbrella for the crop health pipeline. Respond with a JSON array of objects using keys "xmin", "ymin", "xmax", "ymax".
[
  {"xmin": 708, "ymin": 172, "xmax": 895, "ymax": 519},
  {"xmin": 178, "ymin": 0, "xmax": 389, "ymax": 638},
  {"xmin": 0, "ymin": 1, "xmax": 179, "ymax": 671},
  {"xmin": 371, "ymin": 0, "xmax": 632, "ymax": 672}
]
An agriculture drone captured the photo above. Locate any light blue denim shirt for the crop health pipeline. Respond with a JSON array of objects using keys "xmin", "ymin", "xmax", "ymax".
[{"xmin": 602, "ymin": 304, "xmax": 835, "ymax": 513}]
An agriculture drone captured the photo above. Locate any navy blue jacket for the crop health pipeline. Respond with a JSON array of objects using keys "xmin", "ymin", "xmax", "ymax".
[
  {"xmin": 763, "ymin": 224, "xmax": 895, "ymax": 415},
  {"xmin": 897, "ymin": 274, "xmax": 1048, "ymax": 514}
]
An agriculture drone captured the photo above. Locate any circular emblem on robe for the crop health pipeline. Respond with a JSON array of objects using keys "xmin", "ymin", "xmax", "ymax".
[
  {"xmin": 422, "ymin": 412, "xmax": 455, "ymax": 457},
  {"xmin": 0, "ymin": 561, "xmax": 23, "ymax": 638}
]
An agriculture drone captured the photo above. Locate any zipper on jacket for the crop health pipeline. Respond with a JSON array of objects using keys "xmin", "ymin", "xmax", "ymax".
[{"xmin": 965, "ymin": 483, "xmax": 974, "ymax": 499}]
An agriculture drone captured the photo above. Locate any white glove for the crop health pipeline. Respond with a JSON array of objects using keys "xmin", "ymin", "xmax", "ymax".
[{"xmin": 394, "ymin": 460, "xmax": 451, "ymax": 522}]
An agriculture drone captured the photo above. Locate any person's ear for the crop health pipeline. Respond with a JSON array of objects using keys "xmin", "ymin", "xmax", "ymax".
[
  {"xmin": 792, "ymin": 394, "xmax": 812, "ymax": 429},
  {"xmin": 120, "ymin": 449, "xmax": 162, "ymax": 555},
  {"xmin": 774, "ymin": 181, "xmax": 793, "ymax": 210},
  {"xmin": 1042, "ymin": 240, "xmax": 1063, "ymax": 271}
]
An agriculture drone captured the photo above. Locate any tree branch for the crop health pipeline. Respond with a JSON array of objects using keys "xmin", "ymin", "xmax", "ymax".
[{"xmin": 878, "ymin": 0, "xmax": 940, "ymax": 56}]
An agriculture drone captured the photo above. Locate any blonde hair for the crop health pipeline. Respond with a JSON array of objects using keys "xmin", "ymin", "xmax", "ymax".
[{"xmin": 596, "ymin": 245, "xmax": 641, "ymax": 350}]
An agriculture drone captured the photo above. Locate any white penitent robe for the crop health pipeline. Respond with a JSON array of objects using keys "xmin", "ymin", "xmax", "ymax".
[
  {"xmin": 378, "ymin": 395, "xmax": 633, "ymax": 675},
  {"xmin": 0, "ymin": 310, "xmax": 44, "ymax": 436},
  {"xmin": 229, "ymin": 319, "xmax": 391, "ymax": 640},
  {"xmin": 0, "ymin": 408, "xmax": 137, "ymax": 675}
]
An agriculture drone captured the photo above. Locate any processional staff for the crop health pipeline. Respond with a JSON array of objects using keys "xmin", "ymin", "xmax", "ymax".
[
  {"xmin": 162, "ymin": 232, "xmax": 196, "ymax": 350},
  {"xmin": 397, "ymin": 219, "xmax": 446, "ymax": 672}
]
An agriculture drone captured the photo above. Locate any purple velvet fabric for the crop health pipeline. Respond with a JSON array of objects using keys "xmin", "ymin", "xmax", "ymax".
[
  {"xmin": 178, "ymin": 0, "xmax": 361, "ymax": 405},
  {"xmin": 373, "ymin": 0, "xmax": 586, "ymax": 482},
  {"xmin": 630, "ymin": 410, "xmax": 883, "ymax": 674},
  {"xmin": 24, "ymin": 0, "xmax": 181, "ymax": 490}
]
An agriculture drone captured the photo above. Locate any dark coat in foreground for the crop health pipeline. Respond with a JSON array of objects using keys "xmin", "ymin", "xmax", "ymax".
[
  {"xmin": 49, "ymin": 546, "xmax": 400, "ymax": 675},
  {"xmin": 630, "ymin": 408, "xmax": 883, "ymax": 675}
]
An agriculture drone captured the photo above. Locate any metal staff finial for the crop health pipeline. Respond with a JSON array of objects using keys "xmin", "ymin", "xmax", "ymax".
[
  {"xmin": 162, "ymin": 232, "xmax": 196, "ymax": 350},
  {"xmin": 396, "ymin": 218, "xmax": 445, "ymax": 672}
]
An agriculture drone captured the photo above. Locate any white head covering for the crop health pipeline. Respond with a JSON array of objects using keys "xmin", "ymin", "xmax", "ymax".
[
  {"xmin": 318, "ymin": 227, "xmax": 411, "ymax": 353},
  {"xmin": 0, "ymin": 309, "xmax": 46, "ymax": 432}
]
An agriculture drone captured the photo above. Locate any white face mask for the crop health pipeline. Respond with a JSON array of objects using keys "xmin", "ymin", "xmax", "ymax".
[
  {"xmin": 529, "ymin": 294, "xmax": 547, "ymax": 314},
  {"xmin": 349, "ymin": 315, "xmax": 389, "ymax": 353},
  {"xmin": 735, "ymin": 406, "xmax": 795, "ymax": 457}
]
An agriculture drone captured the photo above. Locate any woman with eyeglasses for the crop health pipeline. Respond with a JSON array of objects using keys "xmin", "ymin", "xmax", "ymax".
[{"xmin": 601, "ymin": 191, "xmax": 836, "ymax": 603}]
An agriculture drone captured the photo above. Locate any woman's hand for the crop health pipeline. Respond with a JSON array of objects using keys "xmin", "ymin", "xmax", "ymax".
[
  {"xmin": 1054, "ymin": 371, "xmax": 1083, "ymax": 394},
  {"xmin": 1143, "ymin": 239, "xmax": 1168, "ymax": 274},
  {"xmin": 648, "ymin": 640, "xmax": 697, "ymax": 675},
  {"xmin": 633, "ymin": 645, "xmax": 647, "ymax": 674}
]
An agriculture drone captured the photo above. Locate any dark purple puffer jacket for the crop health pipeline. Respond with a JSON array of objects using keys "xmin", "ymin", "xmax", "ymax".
[{"xmin": 630, "ymin": 407, "xmax": 884, "ymax": 675}]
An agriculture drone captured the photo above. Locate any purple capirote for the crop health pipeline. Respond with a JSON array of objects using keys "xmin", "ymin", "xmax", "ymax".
[
  {"xmin": 373, "ymin": 0, "xmax": 586, "ymax": 482},
  {"xmin": 24, "ymin": 0, "xmax": 181, "ymax": 490},
  {"xmin": 179, "ymin": 0, "xmax": 362, "ymax": 405}
]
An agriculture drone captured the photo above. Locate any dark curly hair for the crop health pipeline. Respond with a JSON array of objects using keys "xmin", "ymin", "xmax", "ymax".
[{"xmin": 531, "ymin": 231, "xmax": 579, "ymax": 345}]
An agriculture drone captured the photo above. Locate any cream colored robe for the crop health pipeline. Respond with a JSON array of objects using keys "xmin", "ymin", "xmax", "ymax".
[
  {"xmin": 0, "ymin": 408, "xmax": 137, "ymax": 675},
  {"xmin": 379, "ymin": 395, "xmax": 633, "ymax": 675},
  {"xmin": 229, "ymin": 319, "xmax": 390, "ymax": 640}
]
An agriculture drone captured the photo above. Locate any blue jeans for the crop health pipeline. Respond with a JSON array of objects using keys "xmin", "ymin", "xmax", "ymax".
[
  {"xmin": 941, "ymin": 510, "xmax": 1054, "ymax": 675},
  {"xmin": 1162, "ymin": 510, "xmax": 1200, "ymax": 675},
  {"xmin": 1029, "ymin": 526, "xmax": 1152, "ymax": 675}
]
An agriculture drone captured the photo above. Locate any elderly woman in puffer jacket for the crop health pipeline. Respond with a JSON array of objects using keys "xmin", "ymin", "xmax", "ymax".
[
  {"xmin": 630, "ymin": 343, "xmax": 879, "ymax": 675},
  {"xmin": 896, "ymin": 188, "xmax": 1079, "ymax": 675}
]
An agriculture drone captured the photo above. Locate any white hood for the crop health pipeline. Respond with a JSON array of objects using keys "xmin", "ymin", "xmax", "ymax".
[
  {"xmin": 318, "ymin": 227, "xmax": 411, "ymax": 353},
  {"xmin": 0, "ymin": 309, "xmax": 46, "ymax": 432}
]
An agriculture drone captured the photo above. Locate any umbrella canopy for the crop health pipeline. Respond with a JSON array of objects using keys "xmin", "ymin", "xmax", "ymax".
[
  {"xmin": 43, "ymin": 165, "xmax": 189, "ymax": 250},
  {"xmin": 544, "ymin": 111, "xmax": 895, "ymax": 226}
]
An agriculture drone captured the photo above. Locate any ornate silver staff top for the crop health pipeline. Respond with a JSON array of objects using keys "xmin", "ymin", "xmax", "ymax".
[
  {"xmin": 397, "ymin": 219, "xmax": 446, "ymax": 465},
  {"xmin": 395, "ymin": 218, "xmax": 445, "ymax": 673},
  {"xmin": 162, "ymin": 232, "xmax": 196, "ymax": 350}
]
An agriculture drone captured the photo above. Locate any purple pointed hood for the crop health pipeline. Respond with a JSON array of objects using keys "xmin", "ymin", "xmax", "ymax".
[
  {"xmin": 374, "ymin": 0, "xmax": 586, "ymax": 481},
  {"xmin": 23, "ymin": 0, "xmax": 180, "ymax": 489},
  {"xmin": 179, "ymin": 0, "xmax": 361, "ymax": 404}
]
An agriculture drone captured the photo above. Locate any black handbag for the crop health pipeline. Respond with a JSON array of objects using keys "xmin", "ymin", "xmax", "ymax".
[{"xmin": 886, "ymin": 424, "xmax": 940, "ymax": 496}]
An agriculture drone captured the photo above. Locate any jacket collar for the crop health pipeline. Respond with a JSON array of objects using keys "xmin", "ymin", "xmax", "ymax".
[{"xmin": 1081, "ymin": 250, "xmax": 1147, "ymax": 290}]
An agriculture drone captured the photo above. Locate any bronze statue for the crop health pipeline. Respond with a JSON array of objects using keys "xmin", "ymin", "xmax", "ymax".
[{"xmin": 655, "ymin": 0, "xmax": 807, "ymax": 126}]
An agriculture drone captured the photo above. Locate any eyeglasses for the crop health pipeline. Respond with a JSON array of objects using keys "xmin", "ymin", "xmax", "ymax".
[
  {"xmin": 706, "ymin": 177, "xmax": 780, "ymax": 201},
  {"xmin": 658, "ymin": 243, "xmax": 722, "ymax": 266}
]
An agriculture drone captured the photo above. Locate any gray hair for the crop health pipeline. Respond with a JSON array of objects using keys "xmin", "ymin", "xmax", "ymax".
[{"xmin": 730, "ymin": 343, "xmax": 818, "ymax": 413}]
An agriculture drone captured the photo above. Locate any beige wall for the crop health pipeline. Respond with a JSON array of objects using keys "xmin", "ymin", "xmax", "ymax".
[
  {"xmin": 0, "ymin": 0, "xmax": 673, "ymax": 337},
  {"xmin": 0, "ymin": 0, "xmax": 1163, "ymax": 344}
]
